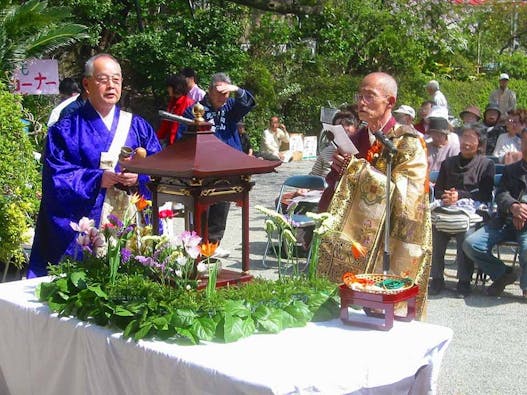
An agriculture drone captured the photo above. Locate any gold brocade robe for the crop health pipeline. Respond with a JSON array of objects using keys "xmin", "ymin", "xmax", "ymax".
[{"xmin": 318, "ymin": 125, "xmax": 432, "ymax": 319}]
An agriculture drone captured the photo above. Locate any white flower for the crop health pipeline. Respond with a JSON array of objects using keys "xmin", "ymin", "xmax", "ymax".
[{"xmin": 196, "ymin": 262, "xmax": 207, "ymax": 273}]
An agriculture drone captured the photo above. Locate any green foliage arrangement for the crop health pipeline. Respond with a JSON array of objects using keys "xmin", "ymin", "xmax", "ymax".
[
  {"xmin": 35, "ymin": 209, "xmax": 339, "ymax": 344},
  {"xmin": 0, "ymin": 81, "xmax": 40, "ymax": 268},
  {"xmin": 36, "ymin": 259, "xmax": 339, "ymax": 344}
]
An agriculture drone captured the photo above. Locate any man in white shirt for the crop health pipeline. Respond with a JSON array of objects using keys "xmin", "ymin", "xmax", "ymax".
[
  {"xmin": 426, "ymin": 80, "xmax": 448, "ymax": 109},
  {"xmin": 260, "ymin": 116, "xmax": 291, "ymax": 161},
  {"xmin": 47, "ymin": 78, "xmax": 80, "ymax": 127},
  {"xmin": 181, "ymin": 67, "xmax": 205, "ymax": 102},
  {"xmin": 489, "ymin": 73, "xmax": 517, "ymax": 121}
]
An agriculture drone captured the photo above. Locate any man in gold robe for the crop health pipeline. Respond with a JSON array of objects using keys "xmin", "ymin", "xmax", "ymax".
[{"xmin": 318, "ymin": 72, "xmax": 432, "ymax": 319}]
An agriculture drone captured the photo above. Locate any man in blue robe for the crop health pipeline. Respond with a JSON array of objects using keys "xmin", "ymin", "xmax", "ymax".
[
  {"xmin": 28, "ymin": 54, "xmax": 161, "ymax": 278},
  {"xmin": 177, "ymin": 73, "xmax": 256, "ymax": 257}
]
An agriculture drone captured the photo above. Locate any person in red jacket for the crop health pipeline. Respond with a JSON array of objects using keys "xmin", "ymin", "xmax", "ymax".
[{"xmin": 157, "ymin": 74, "xmax": 195, "ymax": 145}]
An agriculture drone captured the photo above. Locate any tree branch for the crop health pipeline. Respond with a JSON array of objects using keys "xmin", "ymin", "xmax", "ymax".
[{"xmin": 224, "ymin": 0, "xmax": 323, "ymax": 15}]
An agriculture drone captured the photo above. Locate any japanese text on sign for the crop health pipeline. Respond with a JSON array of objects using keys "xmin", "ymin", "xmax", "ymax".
[{"xmin": 13, "ymin": 59, "xmax": 59, "ymax": 95}]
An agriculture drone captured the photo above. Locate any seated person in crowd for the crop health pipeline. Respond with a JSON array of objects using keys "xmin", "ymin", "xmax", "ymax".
[
  {"xmin": 482, "ymin": 103, "xmax": 506, "ymax": 156},
  {"xmin": 493, "ymin": 109, "xmax": 525, "ymax": 164},
  {"xmin": 310, "ymin": 110, "xmax": 359, "ymax": 178},
  {"xmin": 425, "ymin": 106, "xmax": 460, "ymax": 152},
  {"xmin": 458, "ymin": 105, "xmax": 481, "ymax": 125},
  {"xmin": 260, "ymin": 116, "xmax": 291, "ymax": 161},
  {"xmin": 237, "ymin": 121, "xmax": 253, "ymax": 156},
  {"xmin": 414, "ymin": 100, "xmax": 434, "ymax": 134},
  {"xmin": 426, "ymin": 116, "xmax": 460, "ymax": 172},
  {"xmin": 157, "ymin": 74, "xmax": 194, "ymax": 146},
  {"xmin": 429, "ymin": 124, "xmax": 495, "ymax": 297},
  {"xmin": 463, "ymin": 127, "xmax": 527, "ymax": 298},
  {"xmin": 392, "ymin": 105, "xmax": 415, "ymax": 126}
]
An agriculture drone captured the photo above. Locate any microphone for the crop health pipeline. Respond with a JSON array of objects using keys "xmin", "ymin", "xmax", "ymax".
[{"xmin": 373, "ymin": 130, "xmax": 397, "ymax": 154}]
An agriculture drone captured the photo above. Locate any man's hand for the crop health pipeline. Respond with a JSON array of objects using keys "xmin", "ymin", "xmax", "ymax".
[
  {"xmin": 330, "ymin": 151, "xmax": 351, "ymax": 175},
  {"xmin": 117, "ymin": 172, "xmax": 139, "ymax": 187},
  {"xmin": 510, "ymin": 202, "xmax": 527, "ymax": 230},
  {"xmin": 216, "ymin": 84, "xmax": 239, "ymax": 95},
  {"xmin": 101, "ymin": 170, "xmax": 121, "ymax": 189}
]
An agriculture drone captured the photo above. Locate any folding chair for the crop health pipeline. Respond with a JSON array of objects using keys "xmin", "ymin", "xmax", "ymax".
[{"xmin": 262, "ymin": 175, "xmax": 327, "ymax": 268}]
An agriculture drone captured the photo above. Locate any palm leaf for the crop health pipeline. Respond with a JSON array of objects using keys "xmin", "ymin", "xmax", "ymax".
[{"xmin": 25, "ymin": 24, "xmax": 89, "ymax": 55}]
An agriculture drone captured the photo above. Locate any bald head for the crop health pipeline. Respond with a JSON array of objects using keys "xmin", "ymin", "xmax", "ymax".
[
  {"xmin": 356, "ymin": 72, "xmax": 397, "ymax": 130},
  {"xmin": 361, "ymin": 72, "xmax": 398, "ymax": 99}
]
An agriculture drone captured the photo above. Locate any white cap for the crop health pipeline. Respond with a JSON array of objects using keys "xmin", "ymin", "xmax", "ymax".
[
  {"xmin": 426, "ymin": 80, "xmax": 440, "ymax": 90},
  {"xmin": 499, "ymin": 73, "xmax": 510, "ymax": 80},
  {"xmin": 426, "ymin": 105, "xmax": 449, "ymax": 120},
  {"xmin": 393, "ymin": 105, "xmax": 415, "ymax": 119}
]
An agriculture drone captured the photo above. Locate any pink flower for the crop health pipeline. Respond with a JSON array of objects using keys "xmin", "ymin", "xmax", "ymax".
[{"xmin": 70, "ymin": 217, "xmax": 95, "ymax": 233}]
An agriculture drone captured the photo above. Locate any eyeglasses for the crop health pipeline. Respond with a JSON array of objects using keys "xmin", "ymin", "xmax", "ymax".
[
  {"xmin": 507, "ymin": 118, "xmax": 520, "ymax": 125},
  {"xmin": 354, "ymin": 92, "xmax": 387, "ymax": 105},
  {"xmin": 92, "ymin": 74, "xmax": 122, "ymax": 85}
]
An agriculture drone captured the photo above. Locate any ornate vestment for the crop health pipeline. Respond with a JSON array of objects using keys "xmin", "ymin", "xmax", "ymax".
[
  {"xmin": 318, "ymin": 123, "xmax": 432, "ymax": 319},
  {"xmin": 28, "ymin": 102, "xmax": 161, "ymax": 278}
]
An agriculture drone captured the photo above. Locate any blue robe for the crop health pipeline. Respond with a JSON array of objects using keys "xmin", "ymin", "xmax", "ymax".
[
  {"xmin": 28, "ymin": 102, "xmax": 161, "ymax": 277},
  {"xmin": 177, "ymin": 89, "xmax": 256, "ymax": 151}
]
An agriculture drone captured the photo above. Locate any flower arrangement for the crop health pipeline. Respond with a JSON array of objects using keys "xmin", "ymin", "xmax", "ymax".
[
  {"xmin": 36, "ymin": 196, "xmax": 339, "ymax": 344},
  {"xmin": 256, "ymin": 205, "xmax": 367, "ymax": 281}
]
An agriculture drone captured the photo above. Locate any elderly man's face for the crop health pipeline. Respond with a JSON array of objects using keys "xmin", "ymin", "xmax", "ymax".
[
  {"xmin": 208, "ymin": 82, "xmax": 230, "ymax": 109},
  {"xmin": 84, "ymin": 56, "xmax": 122, "ymax": 113},
  {"xmin": 356, "ymin": 76, "xmax": 393, "ymax": 126},
  {"xmin": 499, "ymin": 79, "xmax": 508, "ymax": 89}
]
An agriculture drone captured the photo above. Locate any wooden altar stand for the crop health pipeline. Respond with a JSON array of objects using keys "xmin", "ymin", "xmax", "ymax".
[{"xmin": 122, "ymin": 114, "xmax": 280, "ymax": 285}]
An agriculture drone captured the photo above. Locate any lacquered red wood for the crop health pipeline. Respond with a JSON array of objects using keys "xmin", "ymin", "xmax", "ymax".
[{"xmin": 339, "ymin": 284, "xmax": 419, "ymax": 331}]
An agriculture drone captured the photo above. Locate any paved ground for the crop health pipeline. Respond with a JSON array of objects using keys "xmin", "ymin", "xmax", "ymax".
[{"xmin": 217, "ymin": 159, "xmax": 527, "ymax": 395}]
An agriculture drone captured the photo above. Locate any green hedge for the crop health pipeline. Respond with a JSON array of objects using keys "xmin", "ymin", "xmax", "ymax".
[{"xmin": 0, "ymin": 81, "xmax": 40, "ymax": 268}]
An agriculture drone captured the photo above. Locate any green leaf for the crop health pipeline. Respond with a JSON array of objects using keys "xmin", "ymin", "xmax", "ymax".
[
  {"xmin": 171, "ymin": 309, "xmax": 197, "ymax": 327},
  {"xmin": 124, "ymin": 319, "xmax": 139, "ymax": 338},
  {"xmin": 48, "ymin": 300, "xmax": 66, "ymax": 313},
  {"xmin": 87, "ymin": 284, "xmax": 108, "ymax": 299},
  {"xmin": 222, "ymin": 314, "xmax": 245, "ymax": 343},
  {"xmin": 69, "ymin": 271, "xmax": 87, "ymax": 289},
  {"xmin": 223, "ymin": 300, "xmax": 250, "ymax": 318},
  {"xmin": 256, "ymin": 308, "xmax": 283, "ymax": 333},
  {"xmin": 176, "ymin": 327, "xmax": 199, "ymax": 344},
  {"xmin": 284, "ymin": 300, "xmax": 312, "ymax": 326},
  {"xmin": 152, "ymin": 316, "xmax": 169, "ymax": 331},
  {"xmin": 252, "ymin": 305, "xmax": 271, "ymax": 322},
  {"xmin": 311, "ymin": 295, "xmax": 340, "ymax": 322},
  {"xmin": 134, "ymin": 322, "xmax": 153, "ymax": 340},
  {"xmin": 114, "ymin": 306, "xmax": 135, "ymax": 317},
  {"xmin": 35, "ymin": 282, "xmax": 55, "ymax": 300},
  {"xmin": 191, "ymin": 316, "xmax": 217, "ymax": 341}
]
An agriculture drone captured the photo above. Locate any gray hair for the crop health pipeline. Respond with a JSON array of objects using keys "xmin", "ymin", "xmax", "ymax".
[
  {"xmin": 84, "ymin": 54, "xmax": 120, "ymax": 77},
  {"xmin": 209, "ymin": 72, "xmax": 231, "ymax": 89}
]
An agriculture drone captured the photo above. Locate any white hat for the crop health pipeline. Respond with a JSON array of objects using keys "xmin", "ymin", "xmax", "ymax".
[
  {"xmin": 426, "ymin": 80, "xmax": 440, "ymax": 90},
  {"xmin": 393, "ymin": 105, "xmax": 415, "ymax": 119},
  {"xmin": 499, "ymin": 73, "xmax": 510, "ymax": 80},
  {"xmin": 426, "ymin": 105, "xmax": 449, "ymax": 120}
]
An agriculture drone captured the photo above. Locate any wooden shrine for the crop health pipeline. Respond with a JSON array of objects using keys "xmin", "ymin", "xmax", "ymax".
[{"xmin": 122, "ymin": 106, "xmax": 281, "ymax": 284}]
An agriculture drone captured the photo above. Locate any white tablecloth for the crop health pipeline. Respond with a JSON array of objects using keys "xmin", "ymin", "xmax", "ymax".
[{"xmin": 0, "ymin": 277, "xmax": 452, "ymax": 395}]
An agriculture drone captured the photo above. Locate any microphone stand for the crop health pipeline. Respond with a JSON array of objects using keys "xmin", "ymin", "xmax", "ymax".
[{"xmin": 383, "ymin": 151, "xmax": 395, "ymax": 275}]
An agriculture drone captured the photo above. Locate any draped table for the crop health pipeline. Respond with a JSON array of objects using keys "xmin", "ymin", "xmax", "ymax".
[{"xmin": 0, "ymin": 277, "xmax": 452, "ymax": 395}]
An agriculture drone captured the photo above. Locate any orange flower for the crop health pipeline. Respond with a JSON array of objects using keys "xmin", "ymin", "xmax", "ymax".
[
  {"xmin": 200, "ymin": 242, "xmax": 219, "ymax": 258},
  {"xmin": 351, "ymin": 240, "xmax": 367, "ymax": 259},
  {"xmin": 135, "ymin": 196, "xmax": 151, "ymax": 212}
]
